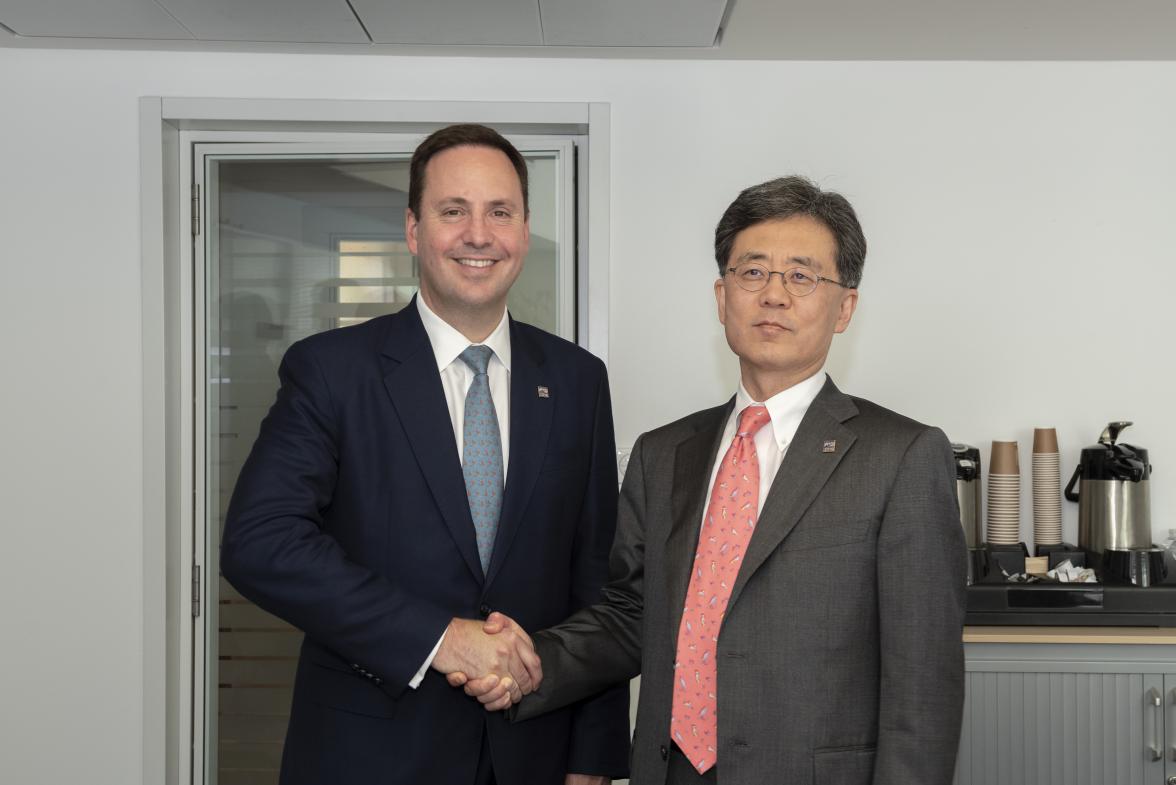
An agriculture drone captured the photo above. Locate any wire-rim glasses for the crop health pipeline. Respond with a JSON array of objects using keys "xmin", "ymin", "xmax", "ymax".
[{"xmin": 724, "ymin": 262, "xmax": 854, "ymax": 297}]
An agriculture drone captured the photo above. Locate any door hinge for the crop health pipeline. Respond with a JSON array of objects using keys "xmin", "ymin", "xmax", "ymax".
[
  {"xmin": 191, "ymin": 183, "xmax": 201, "ymax": 237},
  {"xmin": 191, "ymin": 564, "xmax": 202, "ymax": 618}
]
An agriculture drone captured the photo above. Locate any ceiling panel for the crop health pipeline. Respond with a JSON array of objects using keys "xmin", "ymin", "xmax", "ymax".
[
  {"xmin": 156, "ymin": 0, "xmax": 367, "ymax": 43},
  {"xmin": 3, "ymin": 0, "xmax": 1176, "ymax": 58},
  {"xmin": 0, "ymin": 0, "xmax": 193, "ymax": 39},
  {"xmin": 539, "ymin": 0, "xmax": 729, "ymax": 46},
  {"xmin": 717, "ymin": 0, "xmax": 1176, "ymax": 59},
  {"xmin": 349, "ymin": 0, "xmax": 541, "ymax": 45}
]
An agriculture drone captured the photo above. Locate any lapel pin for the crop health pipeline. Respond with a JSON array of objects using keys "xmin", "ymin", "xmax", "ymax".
[
  {"xmin": 822, "ymin": 439, "xmax": 837, "ymax": 453},
  {"xmin": 537, "ymin": 386, "xmax": 550, "ymax": 399}
]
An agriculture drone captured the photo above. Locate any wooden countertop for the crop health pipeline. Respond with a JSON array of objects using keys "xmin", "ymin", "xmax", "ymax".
[{"xmin": 963, "ymin": 626, "xmax": 1176, "ymax": 645}]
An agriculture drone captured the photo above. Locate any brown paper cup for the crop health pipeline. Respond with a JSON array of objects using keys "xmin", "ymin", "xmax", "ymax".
[
  {"xmin": 1033, "ymin": 428, "xmax": 1059, "ymax": 454},
  {"xmin": 990, "ymin": 440, "xmax": 1020, "ymax": 475}
]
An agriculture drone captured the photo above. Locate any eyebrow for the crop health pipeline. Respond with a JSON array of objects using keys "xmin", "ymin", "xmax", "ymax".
[
  {"xmin": 734, "ymin": 251, "xmax": 817, "ymax": 268},
  {"xmin": 434, "ymin": 196, "xmax": 520, "ymax": 210}
]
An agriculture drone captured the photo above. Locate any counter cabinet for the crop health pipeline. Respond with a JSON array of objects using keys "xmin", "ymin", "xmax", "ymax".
[{"xmin": 958, "ymin": 627, "xmax": 1176, "ymax": 785}]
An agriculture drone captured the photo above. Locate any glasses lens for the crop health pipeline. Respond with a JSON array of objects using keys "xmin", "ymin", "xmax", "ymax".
[
  {"xmin": 781, "ymin": 267, "xmax": 818, "ymax": 296},
  {"xmin": 732, "ymin": 263, "xmax": 767, "ymax": 291}
]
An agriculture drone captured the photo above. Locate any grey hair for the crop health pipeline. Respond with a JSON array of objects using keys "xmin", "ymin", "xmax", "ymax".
[{"xmin": 713, "ymin": 176, "xmax": 866, "ymax": 288}]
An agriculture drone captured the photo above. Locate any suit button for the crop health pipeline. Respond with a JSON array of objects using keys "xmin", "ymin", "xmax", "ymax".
[
  {"xmin": 478, "ymin": 604, "xmax": 492, "ymax": 618},
  {"xmin": 660, "ymin": 745, "xmax": 668, "ymax": 761},
  {"xmin": 373, "ymin": 677, "xmax": 383, "ymax": 685}
]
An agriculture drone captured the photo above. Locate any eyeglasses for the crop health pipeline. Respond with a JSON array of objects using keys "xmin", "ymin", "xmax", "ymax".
[{"xmin": 724, "ymin": 262, "xmax": 854, "ymax": 296}]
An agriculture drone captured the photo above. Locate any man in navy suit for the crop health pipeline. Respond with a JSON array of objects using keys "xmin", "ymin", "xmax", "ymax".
[{"xmin": 221, "ymin": 124, "xmax": 629, "ymax": 785}]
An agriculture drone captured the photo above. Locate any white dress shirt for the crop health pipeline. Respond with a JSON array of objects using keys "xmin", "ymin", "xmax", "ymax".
[
  {"xmin": 410, "ymin": 295, "xmax": 513, "ymax": 687},
  {"xmin": 700, "ymin": 368, "xmax": 827, "ymax": 530},
  {"xmin": 416, "ymin": 294, "xmax": 512, "ymax": 474}
]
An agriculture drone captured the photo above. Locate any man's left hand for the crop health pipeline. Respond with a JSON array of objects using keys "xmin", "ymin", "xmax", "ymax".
[{"xmin": 565, "ymin": 775, "xmax": 609, "ymax": 785}]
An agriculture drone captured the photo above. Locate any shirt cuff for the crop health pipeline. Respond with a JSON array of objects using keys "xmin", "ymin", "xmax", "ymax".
[{"xmin": 409, "ymin": 629, "xmax": 447, "ymax": 689}]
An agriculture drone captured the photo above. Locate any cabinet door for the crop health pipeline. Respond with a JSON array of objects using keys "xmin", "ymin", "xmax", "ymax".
[
  {"xmin": 1166, "ymin": 675, "xmax": 1176, "ymax": 782},
  {"xmin": 955, "ymin": 671, "xmax": 1152, "ymax": 785}
]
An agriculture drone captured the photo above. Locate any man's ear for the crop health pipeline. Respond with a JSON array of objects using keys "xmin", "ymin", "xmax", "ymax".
[
  {"xmin": 520, "ymin": 213, "xmax": 531, "ymax": 257},
  {"xmin": 833, "ymin": 288, "xmax": 858, "ymax": 334},
  {"xmin": 714, "ymin": 277, "xmax": 727, "ymax": 326},
  {"xmin": 405, "ymin": 208, "xmax": 419, "ymax": 256}
]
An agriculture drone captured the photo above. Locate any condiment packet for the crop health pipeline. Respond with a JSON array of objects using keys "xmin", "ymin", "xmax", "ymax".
[{"xmin": 1047, "ymin": 559, "xmax": 1098, "ymax": 584}]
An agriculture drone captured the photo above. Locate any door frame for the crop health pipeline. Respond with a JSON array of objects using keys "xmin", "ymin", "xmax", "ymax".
[{"xmin": 139, "ymin": 98, "xmax": 611, "ymax": 785}]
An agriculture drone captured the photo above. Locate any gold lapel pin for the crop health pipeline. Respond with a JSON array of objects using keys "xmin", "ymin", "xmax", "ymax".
[
  {"xmin": 822, "ymin": 440, "xmax": 837, "ymax": 453},
  {"xmin": 537, "ymin": 386, "xmax": 550, "ymax": 398}
]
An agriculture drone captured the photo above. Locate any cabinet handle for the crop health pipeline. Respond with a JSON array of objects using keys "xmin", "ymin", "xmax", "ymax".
[{"xmin": 1149, "ymin": 687, "xmax": 1162, "ymax": 762}]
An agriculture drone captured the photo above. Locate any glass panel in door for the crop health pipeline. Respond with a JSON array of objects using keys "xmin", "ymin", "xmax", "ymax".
[{"xmin": 200, "ymin": 147, "xmax": 571, "ymax": 785}]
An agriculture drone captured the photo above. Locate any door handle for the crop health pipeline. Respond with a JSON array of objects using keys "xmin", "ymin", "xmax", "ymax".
[{"xmin": 1148, "ymin": 687, "xmax": 1162, "ymax": 762}]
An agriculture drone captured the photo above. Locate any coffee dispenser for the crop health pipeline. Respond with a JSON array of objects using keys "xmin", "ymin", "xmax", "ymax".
[
  {"xmin": 952, "ymin": 443, "xmax": 982, "ymax": 548},
  {"xmin": 1064, "ymin": 421, "xmax": 1155, "ymax": 578}
]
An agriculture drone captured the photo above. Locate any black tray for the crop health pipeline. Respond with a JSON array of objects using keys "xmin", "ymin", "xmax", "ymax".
[{"xmin": 966, "ymin": 582, "xmax": 1176, "ymax": 627}]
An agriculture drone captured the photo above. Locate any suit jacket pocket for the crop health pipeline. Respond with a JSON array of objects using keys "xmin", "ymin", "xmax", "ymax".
[
  {"xmin": 303, "ymin": 656, "xmax": 399, "ymax": 719},
  {"xmin": 813, "ymin": 744, "xmax": 876, "ymax": 785},
  {"xmin": 780, "ymin": 518, "xmax": 872, "ymax": 551}
]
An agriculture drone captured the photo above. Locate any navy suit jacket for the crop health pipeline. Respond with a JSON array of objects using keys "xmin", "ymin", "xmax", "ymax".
[{"xmin": 221, "ymin": 299, "xmax": 630, "ymax": 785}]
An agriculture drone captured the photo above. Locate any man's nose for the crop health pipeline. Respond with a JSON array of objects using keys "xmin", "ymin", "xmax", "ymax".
[
  {"xmin": 760, "ymin": 272, "xmax": 793, "ymax": 305},
  {"xmin": 462, "ymin": 214, "xmax": 492, "ymax": 247}
]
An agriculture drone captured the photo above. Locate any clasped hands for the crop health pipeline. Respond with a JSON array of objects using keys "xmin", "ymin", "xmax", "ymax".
[
  {"xmin": 432, "ymin": 616, "xmax": 611, "ymax": 785},
  {"xmin": 431, "ymin": 612, "xmax": 537, "ymax": 711}
]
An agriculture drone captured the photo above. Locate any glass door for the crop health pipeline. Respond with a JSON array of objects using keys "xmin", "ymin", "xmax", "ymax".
[{"xmin": 192, "ymin": 138, "xmax": 575, "ymax": 785}]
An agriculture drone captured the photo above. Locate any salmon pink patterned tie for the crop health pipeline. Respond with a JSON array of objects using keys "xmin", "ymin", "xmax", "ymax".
[{"xmin": 670, "ymin": 404, "xmax": 771, "ymax": 774}]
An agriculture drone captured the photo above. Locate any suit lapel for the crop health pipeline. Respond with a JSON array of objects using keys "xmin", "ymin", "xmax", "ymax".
[
  {"xmin": 664, "ymin": 401, "xmax": 733, "ymax": 644},
  {"xmin": 380, "ymin": 301, "xmax": 484, "ymax": 583},
  {"xmin": 484, "ymin": 320, "xmax": 552, "ymax": 589},
  {"xmin": 727, "ymin": 378, "xmax": 859, "ymax": 610}
]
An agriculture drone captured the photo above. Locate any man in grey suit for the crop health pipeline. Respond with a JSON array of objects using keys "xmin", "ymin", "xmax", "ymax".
[{"xmin": 450, "ymin": 175, "xmax": 967, "ymax": 785}]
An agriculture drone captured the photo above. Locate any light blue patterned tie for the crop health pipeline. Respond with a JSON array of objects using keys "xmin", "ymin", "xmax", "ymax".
[{"xmin": 459, "ymin": 345, "xmax": 503, "ymax": 574}]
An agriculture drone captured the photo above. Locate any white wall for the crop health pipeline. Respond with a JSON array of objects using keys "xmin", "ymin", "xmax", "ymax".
[{"xmin": 1, "ymin": 48, "xmax": 1174, "ymax": 784}]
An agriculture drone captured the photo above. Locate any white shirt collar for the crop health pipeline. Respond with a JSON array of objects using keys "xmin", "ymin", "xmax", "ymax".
[
  {"xmin": 415, "ymin": 295, "xmax": 512, "ymax": 374},
  {"xmin": 734, "ymin": 368, "xmax": 827, "ymax": 452}
]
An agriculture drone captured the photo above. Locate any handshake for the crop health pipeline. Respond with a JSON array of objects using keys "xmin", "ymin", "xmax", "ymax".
[{"xmin": 431, "ymin": 611, "xmax": 539, "ymax": 711}]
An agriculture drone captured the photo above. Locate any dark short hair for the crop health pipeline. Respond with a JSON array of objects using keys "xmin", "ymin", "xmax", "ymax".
[
  {"xmin": 714, "ymin": 176, "xmax": 867, "ymax": 288},
  {"xmin": 408, "ymin": 123, "xmax": 529, "ymax": 218}
]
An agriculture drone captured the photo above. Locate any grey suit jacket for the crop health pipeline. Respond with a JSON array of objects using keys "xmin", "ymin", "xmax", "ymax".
[{"xmin": 517, "ymin": 377, "xmax": 966, "ymax": 785}]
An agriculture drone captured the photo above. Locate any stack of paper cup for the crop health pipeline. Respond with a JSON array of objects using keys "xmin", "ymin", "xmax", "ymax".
[
  {"xmin": 1032, "ymin": 428, "xmax": 1063, "ymax": 546},
  {"xmin": 987, "ymin": 440, "xmax": 1021, "ymax": 545}
]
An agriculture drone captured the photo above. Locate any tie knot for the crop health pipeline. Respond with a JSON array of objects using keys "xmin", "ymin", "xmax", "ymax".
[
  {"xmin": 736, "ymin": 405, "xmax": 771, "ymax": 438},
  {"xmin": 460, "ymin": 344, "xmax": 494, "ymax": 375}
]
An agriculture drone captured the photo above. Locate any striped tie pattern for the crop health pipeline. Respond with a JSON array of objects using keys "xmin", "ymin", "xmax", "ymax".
[{"xmin": 459, "ymin": 345, "xmax": 503, "ymax": 575}]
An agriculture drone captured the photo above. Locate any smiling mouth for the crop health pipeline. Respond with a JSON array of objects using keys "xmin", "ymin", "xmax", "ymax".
[{"xmin": 454, "ymin": 258, "xmax": 498, "ymax": 268}]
